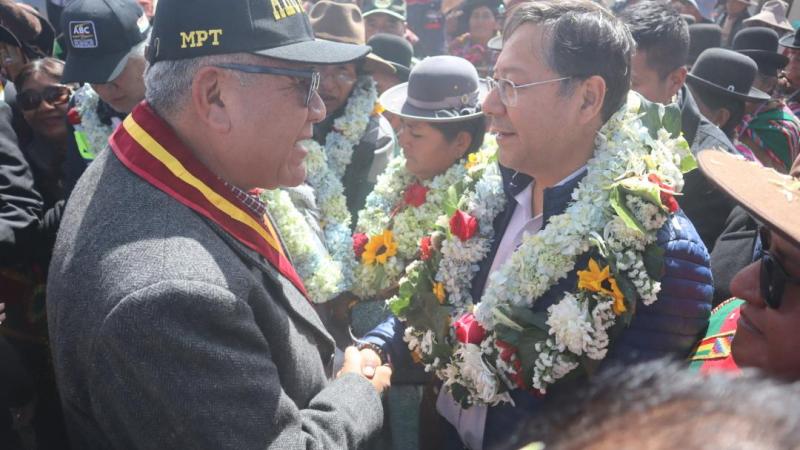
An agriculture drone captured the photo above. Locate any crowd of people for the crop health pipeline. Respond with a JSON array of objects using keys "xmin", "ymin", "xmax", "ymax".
[{"xmin": 1, "ymin": 0, "xmax": 799, "ymax": 449}]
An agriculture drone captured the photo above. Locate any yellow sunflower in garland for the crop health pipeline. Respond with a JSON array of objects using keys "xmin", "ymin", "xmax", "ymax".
[
  {"xmin": 577, "ymin": 258, "xmax": 626, "ymax": 315},
  {"xmin": 362, "ymin": 230, "xmax": 398, "ymax": 265}
]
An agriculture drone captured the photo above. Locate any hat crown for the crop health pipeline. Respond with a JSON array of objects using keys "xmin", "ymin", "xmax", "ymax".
[
  {"xmin": 733, "ymin": 27, "xmax": 780, "ymax": 53},
  {"xmin": 62, "ymin": 0, "xmax": 147, "ymax": 54},
  {"xmin": 407, "ymin": 56, "xmax": 479, "ymax": 109},
  {"xmin": 367, "ymin": 33, "xmax": 413, "ymax": 68},
  {"xmin": 363, "ymin": 0, "xmax": 406, "ymax": 18},
  {"xmin": 309, "ymin": 1, "xmax": 365, "ymax": 45},
  {"xmin": 690, "ymin": 48, "xmax": 758, "ymax": 95}
]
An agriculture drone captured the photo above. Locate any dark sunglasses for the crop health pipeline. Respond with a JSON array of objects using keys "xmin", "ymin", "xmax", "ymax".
[
  {"xmin": 212, "ymin": 63, "xmax": 320, "ymax": 107},
  {"xmin": 758, "ymin": 226, "xmax": 800, "ymax": 309},
  {"xmin": 17, "ymin": 85, "xmax": 72, "ymax": 111}
]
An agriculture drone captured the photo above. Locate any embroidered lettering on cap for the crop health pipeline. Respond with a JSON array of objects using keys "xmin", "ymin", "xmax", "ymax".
[
  {"xmin": 271, "ymin": 0, "xmax": 304, "ymax": 20},
  {"xmin": 179, "ymin": 29, "xmax": 223, "ymax": 49},
  {"xmin": 70, "ymin": 21, "xmax": 99, "ymax": 49}
]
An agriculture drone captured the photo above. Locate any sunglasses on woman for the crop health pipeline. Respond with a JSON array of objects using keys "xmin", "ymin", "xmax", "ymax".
[
  {"xmin": 758, "ymin": 226, "xmax": 800, "ymax": 309},
  {"xmin": 17, "ymin": 85, "xmax": 72, "ymax": 111}
]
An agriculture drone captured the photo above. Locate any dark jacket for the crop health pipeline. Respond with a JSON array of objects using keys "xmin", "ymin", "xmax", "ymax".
[
  {"xmin": 710, "ymin": 205, "xmax": 758, "ymax": 305},
  {"xmin": 364, "ymin": 165, "xmax": 713, "ymax": 449},
  {"xmin": 0, "ymin": 101, "xmax": 41, "ymax": 265},
  {"xmin": 715, "ymin": 10, "xmax": 750, "ymax": 48},
  {"xmin": 313, "ymin": 103, "xmax": 394, "ymax": 225},
  {"xmin": 677, "ymin": 85, "xmax": 738, "ymax": 251}
]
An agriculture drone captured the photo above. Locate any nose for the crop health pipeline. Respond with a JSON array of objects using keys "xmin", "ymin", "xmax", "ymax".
[
  {"xmin": 482, "ymin": 83, "xmax": 505, "ymax": 118},
  {"xmin": 730, "ymin": 261, "xmax": 767, "ymax": 309},
  {"xmin": 307, "ymin": 90, "xmax": 326, "ymax": 124}
]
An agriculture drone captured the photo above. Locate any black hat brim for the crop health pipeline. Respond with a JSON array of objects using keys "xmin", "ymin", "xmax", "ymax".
[
  {"xmin": 779, "ymin": 34, "xmax": 800, "ymax": 49},
  {"xmin": 686, "ymin": 73, "xmax": 771, "ymax": 102},
  {"xmin": 62, "ymin": 46, "xmax": 133, "ymax": 84},
  {"xmin": 253, "ymin": 38, "xmax": 370, "ymax": 65},
  {"xmin": 737, "ymin": 49, "xmax": 789, "ymax": 73},
  {"xmin": 380, "ymin": 80, "xmax": 489, "ymax": 122}
]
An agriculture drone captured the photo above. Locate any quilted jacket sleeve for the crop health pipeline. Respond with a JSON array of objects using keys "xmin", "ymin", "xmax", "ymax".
[{"xmin": 605, "ymin": 211, "xmax": 713, "ymax": 364}]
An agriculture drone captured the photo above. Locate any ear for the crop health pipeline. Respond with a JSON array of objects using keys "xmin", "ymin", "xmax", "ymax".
[
  {"xmin": 667, "ymin": 66, "xmax": 688, "ymax": 99},
  {"xmin": 190, "ymin": 66, "xmax": 232, "ymax": 134},
  {"xmin": 452, "ymin": 130, "xmax": 472, "ymax": 157},
  {"xmin": 576, "ymin": 75, "xmax": 606, "ymax": 126}
]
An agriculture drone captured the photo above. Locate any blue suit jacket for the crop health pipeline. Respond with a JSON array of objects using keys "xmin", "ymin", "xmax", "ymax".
[{"xmin": 364, "ymin": 166, "xmax": 713, "ymax": 448}]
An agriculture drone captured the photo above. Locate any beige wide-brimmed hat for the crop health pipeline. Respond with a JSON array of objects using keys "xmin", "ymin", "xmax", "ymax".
[
  {"xmin": 698, "ymin": 150, "xmax": 800, "ymax": 247},
  {"xmin": 309, "ymin": 1, "xmax": 396, "ymax": 75},
  {"xmin": 744, "ymin": 0, "xmax": 794, "ymax": 34}
]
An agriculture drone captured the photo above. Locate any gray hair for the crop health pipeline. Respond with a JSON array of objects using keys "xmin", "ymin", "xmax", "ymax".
[{"xmin": 144, "ymin": 52, "xmax": 253, "ymax": 118}]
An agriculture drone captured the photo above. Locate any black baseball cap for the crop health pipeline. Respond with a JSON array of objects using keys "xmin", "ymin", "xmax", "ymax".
[
  {"xmin": 146, "ymin": 0, "xmax": 369, "ymax": 65},
  {"xmin": 61, "ymin": 0, "xmax": 151, "ymax": 84}
]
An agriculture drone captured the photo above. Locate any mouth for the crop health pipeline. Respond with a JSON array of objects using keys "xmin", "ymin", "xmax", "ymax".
[{"xmin": 737, "ymin": 307, "xmax": 764, "ymax": 337}]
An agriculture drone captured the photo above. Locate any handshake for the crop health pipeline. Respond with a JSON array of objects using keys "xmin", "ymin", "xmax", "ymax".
[{"xmin": 337, "ymin": 346, "xmax": 392, "ymax": 393}]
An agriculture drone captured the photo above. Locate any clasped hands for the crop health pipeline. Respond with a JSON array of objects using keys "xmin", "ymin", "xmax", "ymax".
[{"xmin": 337, "ymin": 346, "xmax": 391, "ymax": 394}]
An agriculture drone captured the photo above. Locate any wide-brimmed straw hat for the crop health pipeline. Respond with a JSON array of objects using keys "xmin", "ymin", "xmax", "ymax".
[
  {"xmin": 309, "ymin": 1, "xmax": 395, "ymax": 74},
  {"xmin": 380, "ymin": 55, "xmax": 488, "ymax": 122},
  {"xmin": 744, "ymin": 0, "xmax": 794, "ymax": 34},
  {"xmin": 686, "ymin": 48, "xmax": 771, "ymax": 102},
  {"xmin": 698, "ymin": 150, "xmax": 800, "ymax": 247}
]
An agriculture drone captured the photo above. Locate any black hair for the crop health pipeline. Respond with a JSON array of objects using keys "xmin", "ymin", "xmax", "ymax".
[
  {"xmin": 14, "ymin": 57, "xmax": 64, "ymax": 89},
  {"xmin": 428, "ymin": 115, "xmax": 486, "ymax": 155},
  {"xmin": 503, "ymin": 0, "xmax": 634, "ymax": 123},
  {"xmin": 687, "ymin": 80, "xmax": 746, "ymax": 138},
  {"xmin": 499, "ymin": 359, "xmax": 800, "ymax": 450},
  {"xmin": 619, "ymin": 0, "xmax": 690, "ymax": 79}
]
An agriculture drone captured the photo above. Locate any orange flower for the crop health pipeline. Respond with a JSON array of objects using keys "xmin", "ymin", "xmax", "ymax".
[
  {"xmin": 578, "ymin": 258, "xmax": 627, "ymax": 315},
  {"xmin": 362, "ymin": 230, "xmax": 398, "ymax": 265},
  {"xmin": 433, "ymin": 282, "xmax": 446, "ymax": 304}
]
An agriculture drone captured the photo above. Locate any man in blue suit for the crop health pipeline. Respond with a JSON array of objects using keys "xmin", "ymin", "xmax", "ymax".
[{"xmin": 362, "ymin": 1, "xmax": 713, "ymax": 448}]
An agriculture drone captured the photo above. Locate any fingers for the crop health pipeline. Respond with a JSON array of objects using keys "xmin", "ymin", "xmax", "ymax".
[
  {"xmin": 337, "ymin": 346, "xmax": 362, "ymax": 378},
  {"xmin": 359, "ymin": 348, "xmax": 381, "ymax": 379},
  {"xmin": 370, "ymin": 365, "xmax": 392, "ymax": 393}
]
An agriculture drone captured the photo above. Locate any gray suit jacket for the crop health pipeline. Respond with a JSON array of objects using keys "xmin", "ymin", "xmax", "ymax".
[{"xmin": 47, "ymin": 148, "xmax": 384, "ymax": 449}]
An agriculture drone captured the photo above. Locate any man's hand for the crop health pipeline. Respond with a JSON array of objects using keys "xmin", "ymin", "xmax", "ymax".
[{"xmin": 338, "ymin": 346, "xmax": 391, "ymax": 393}]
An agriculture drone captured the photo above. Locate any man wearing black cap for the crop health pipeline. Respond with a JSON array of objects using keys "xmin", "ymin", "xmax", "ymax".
[
  {"xmin": 59, "ymin": 0, "xmax": 150, "ymax": 199},
  {"xmin": 46, "ymin": 0, "xmax": 391, "ymax": 448}
]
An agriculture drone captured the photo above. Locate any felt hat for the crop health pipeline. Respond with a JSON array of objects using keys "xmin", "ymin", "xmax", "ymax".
[
  {"xmin": 367, "ymin": 33, "xmax": 412, "ymax": 81},
  {"xmin": 732, "ymin": 27, "xmax": 789, "ymax": 77},
  {"xmin": 743, "ymin": 0, "xmax": 794, "ymax": 33},
  {"xmin": 362, "ymin": 0, "xmax": 406, "ymax": 21},
  {"xmin": 779, "ymin": 26, "xmax": 800, "ymax": 49},
  {"xmin": 687, "ymin": 48, "xmax": 771, "ymax": 102},
  {"xmin": 688, "ymin": 23, "xmax": 722, "ymax": 66}
]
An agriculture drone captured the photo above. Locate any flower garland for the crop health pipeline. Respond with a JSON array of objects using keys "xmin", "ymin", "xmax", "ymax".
[
  {"xmin": 301, "ymin": 75, "xmax": 380, "ymax": 289},
  {"xmin": 391, "ymin": 93, "xmax": 696, "ymax": 408},
  {"xmin": 67, "ymin": 85, "xmax": 114, "ymax": 159},
  {"xmin": 259, "ymin": 187, "xmax": 346, "ymax": 303},
  {"xmin": 351, "ymin": 145, "xmax": 496, "ymax": 299}
]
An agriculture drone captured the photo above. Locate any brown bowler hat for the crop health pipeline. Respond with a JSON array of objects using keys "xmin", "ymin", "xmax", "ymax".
[
  {"xmin": 309, "ymin": 1, "xmax": 396, "ymax": 75},
  {"xmin": 698, "ymin": 150, "xmax": 800, "ymax": 247}
]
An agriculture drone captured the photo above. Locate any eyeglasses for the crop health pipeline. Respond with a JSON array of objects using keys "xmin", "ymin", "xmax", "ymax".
[
  {"xmin": 213, "ymin": 63, "xmax": 321, "ymax": 107},
  {"xmin": 17, "ymin": 85, "xmax": 72, "ymax": 111},
  {"xmin": 486, "ymin": 76, "xmax": 572, "ymax": 107},
  {"xmin": 758, "ymin": 226, "xmax": 800, "ymax": 309}
]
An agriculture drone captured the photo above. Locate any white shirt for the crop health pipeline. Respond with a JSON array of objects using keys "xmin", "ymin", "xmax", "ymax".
[{"xmin": 436, "ymin": 165, "xmax": 587, "ymax": 450}]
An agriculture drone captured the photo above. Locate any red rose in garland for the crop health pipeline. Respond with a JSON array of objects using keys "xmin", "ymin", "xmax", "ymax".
[
  {"xmin": 353, "ymin": 233, "xmax": 369, "ymax": 259},
  {"xmin": 449, "ymin": 210, "xmax": 478, "ymax": 242},
  {"xmin": 495, "ymin": 340, "xmax": 526, "ymax": 389},
  {"xmin": 403, "ymin": 182, "xmax": 429, "ymax": 208},
  {"xmin": 453, "ymin": 312, "xmax": 486, "ymax": 344},
  {"xmin": 419, "ymin": 236, "xmax": 433, "ymax": 261},
  {"xmin": 647, "ymin": 173, "xmax": 679, "ymax": 213},
  {"xmin": 67, "ymin": 108, "xmax": 82, "ymax": 125}
]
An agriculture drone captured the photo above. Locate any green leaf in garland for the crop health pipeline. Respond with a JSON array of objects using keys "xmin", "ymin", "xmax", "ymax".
[
  {"xmin": 643, "ymin": 243, "xmax": 666, "ymax": 280},
  {"xmin": 680, "ymin": 150, "xmax": 698, "ymax": 174},
  {"xmin": 494, "ymin": 324, "xmax": 521, "ymax": 346},
  {"xmin": 405, "ymin": 292, "xmax": 453, "ymax": 342},
  {"xmin": 505, "ymin": 305, "xmax": 548, "ymax": 331},
  {"xmin": 614, "ymin": 275, "xmax": 639, "ymax": 325},
  {"xmin": 387, "ymin": 295, "xmax": 410, "ymax": 317},
  {"xmin": 444, "ymin": 184, "xmax": 460, "ymax": 217},
  {"xmin": 609, "ymin": 185, "xmax": 646, "ymax": 234},
  {"xmin": 450, "ymin": 383, "xmax": 472, "ymax": 409},
  {"xmin": 636, "ymin": 95, "xmax": 666, "ymax": 139},
  {"xmin": 661, "ymin": 103, "xmax": 683, "ymax": 138},
  {"xmin": 516, "ymin": 327, "xmax": 549, "ymax": 383}
]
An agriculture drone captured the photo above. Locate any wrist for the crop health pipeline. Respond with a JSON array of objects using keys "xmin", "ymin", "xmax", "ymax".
[{"xmin": 356, "ymin": 341, "xmax": 387, "ymax": 364}]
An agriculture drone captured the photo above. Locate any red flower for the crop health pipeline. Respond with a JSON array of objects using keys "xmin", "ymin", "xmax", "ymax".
[
  {"xmin": 453, "ymin": 312, "xmax": 486, "ymax": 344},
  {"xmin": 449, "ymin": 210, "xmax": 478, "ymax": 242},
  {"xmin": 353, "ymin": 233, "xmax": 369, "ymax": 259},
  {"xmin": 648, "ymin": 174, "xmax": 680, "ymax": 213},
  {"xmin": 420, "ymin": 236, "xmax": 433, "ymax": 261},
  {"xmin": 403, "ymin": 183, "xmax": 428, "ymax": 208},
  {"xmin": 67, "ymin": 108, "xmax": 81, "ymax": 125},
  {"xmin": 495, "ymin": 340, "xmax": 527, "ymax": 390}
]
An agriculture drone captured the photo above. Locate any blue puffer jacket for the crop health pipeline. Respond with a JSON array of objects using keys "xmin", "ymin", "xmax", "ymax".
[{"xmin": 363, "ymin": 167, "xmax": 713, "ymax": 448}]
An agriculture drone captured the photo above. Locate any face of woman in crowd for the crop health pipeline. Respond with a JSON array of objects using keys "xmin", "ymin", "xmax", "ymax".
[
  {"xmin": 398, "ymin": 119, "xmax": 470, "ymax": 180},
  {"xmin": 20, "ymin": 72, "xmax": 71, "ymax": 144},
  {"xmin": 784, "ymin": 48, "xmax": 800, "ymax": 86},
  {"xmin": 730, "ymin": 227, "xmax": 800, "ymax": 379},
  {"xmin": 469, "ymin": 6, "xmax": 498, "ymax": 44}
]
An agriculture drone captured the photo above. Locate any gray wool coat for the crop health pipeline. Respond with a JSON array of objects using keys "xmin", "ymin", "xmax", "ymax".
[{"xmin": 46, "ymin": 148, "xmax": 384, "ymax": 449}]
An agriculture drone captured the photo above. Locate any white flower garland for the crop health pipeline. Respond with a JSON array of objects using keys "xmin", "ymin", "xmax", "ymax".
[
  {"xmin": 71, "ymin": 85, "xmax": 114, "ymax": 157},
  {"xmin": 352, "ymin": 149, "xmax": 485, "ymax": 298},
  {"xmin": 259, "ymin": 188, "xmax": 346, "ymax": 303},
  {"xmin": 301, "ymin": 75, "xmax": 379, "ymax": 289},
  {"xmin": 395, "ymin": 93, "xmax": 695, "ymax": 407}
]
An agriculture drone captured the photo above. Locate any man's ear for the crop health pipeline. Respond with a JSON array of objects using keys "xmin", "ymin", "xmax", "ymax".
[
  {"xmin": 191, "ymin": 66, "xmax": 232, "ymax": 134},
  {"xmin": 576, "ymin": 75, "xmax": 607, "ymax": 125},
  {"xmin": 667, "ymin": 66, "xmax": 688, "ymax": 99}
]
